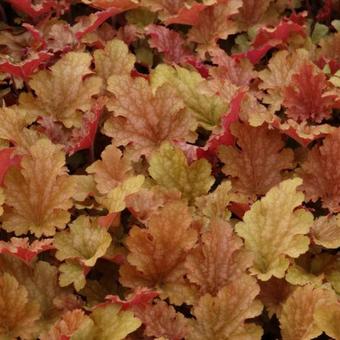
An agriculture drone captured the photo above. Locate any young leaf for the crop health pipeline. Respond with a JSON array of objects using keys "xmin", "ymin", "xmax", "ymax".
[
  {"xmin": 54, "ymin": 215, "xmax": 112, "ymax": 267},
  {"xmin": 151, "ymin": 64, "xmax": 227, "ymax": 130},
  {"xmin": 149, "ymin": 142, "xmax": 214, "ymax": 202},
  {"xmin": 86, "ymin": 144, "xmax": 133, "ymax": 195},
  {"xmin": 235, "ymin": 178, "xmax": 313, "ymax": 280},
  {"xmin": 94, "ymin": 39, "xmax": 136, "ymax": 84}
]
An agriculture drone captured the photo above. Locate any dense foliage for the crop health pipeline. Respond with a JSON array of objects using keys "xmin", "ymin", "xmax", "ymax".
[{"xmin": 0, "ymin": 0, "xmax": 340, "ymax": 339}]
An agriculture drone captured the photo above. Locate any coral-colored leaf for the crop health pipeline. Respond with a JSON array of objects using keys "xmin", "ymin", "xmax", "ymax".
[
  {"xmin": 298, "ymin": 129, "xmax": 340, "ymax": 212},
  {"xmin": 134, "ymin": 300, "xmax": 190, "ymax": 339},
  {"xmin": 279, "ymin": 285, "xmax": 336, "ymax": 340},
  {"xmin": 41, "ymin": 309, "xmax": 90, "ymax": 340},
  {"xmin": 74, "ymin": 8, "xmax": 122, "ymax": 40},
  {"xmin": 2, "ymin": 139, "xmax": 76, "ymax": 236},
  {"xmin": 0, "ymin": 237, "xmax": 53, "ymax": 262},
  {"xmin": 188, "ymin": 1, "xmax": 242, "ymax": 55},
  {"xmin": 120, "ymin": 201, "xmax": 197, "ymax": 288},
  {"xmin": 6, "ymin": 0, "xmax": 54, "ymax": 18},
  {"xmin": 0, "ymin": 147, "xmax": 21, "ymax": 186},
  {"xmin": 189, "ymin": 274, "xmax": 263, "ymax": 340},
  {"xmin": 197, "ymin": 89, "xmax": 246, "ymax": 160},
  {"xmin": 146, "ymin": 24, "xmax": 190, "ymax": 64},
  {"xmin": 218, "ymin": 121, "xmax": 294, "ymax": 198},
  {"xmin": 0, "ymin": 51, "xmax": 52, "ymax": 79},
  {"xmin": 283, "ymin": 63, "xmax": 340, "ymax": 123},
  {"xmin": 87, "ymin": 144, "xmax": 133, "ymax": 194},
  {"xmin": 101, "ymin": 288, "xmax": 158, "ymax": 310},
  {"xmin": 235, "ymin": 178, "xmax": 313, "ymax": 280},
  {"xmin": 103, "ymin": 75, "xmax": 192, "ymax": 158},
  {"xmin": 185, "ymin": 218, "xmax": 253, "ymax": 295}
]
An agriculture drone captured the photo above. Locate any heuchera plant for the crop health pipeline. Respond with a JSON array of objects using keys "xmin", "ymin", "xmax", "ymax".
[{"xmin": 0, "ymin": 0, "xmax": 340, "ymax": 339}]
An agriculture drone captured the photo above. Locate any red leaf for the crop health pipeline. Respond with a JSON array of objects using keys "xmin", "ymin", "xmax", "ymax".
[
  {"xmin": 67, "ymin": 100, "xmax": 104, "ymax": 155},
  {"xmin": 233, "ymin": 13, "xmax": 306, "ymax": 64},
  {"xmin": 283, "ymin": 63, "xmax": 340, "ymax": 123},
  {"xmin": 0, "ymin": 52, "xmax": 52, "ymax": 79},
  {"xmin": 165, "ymin": 3, "xmax": 207, "ymax": 25},
  {"xmin": 146, "ymin": 24, "xmax": 189, "ymax": 64},
  {"xmin": 0, "ymin": 238, "xmax": 54, "ymax": 262},
  {"xmin": 228, "ymin": 202, "xmax": 250, "ymax": 219},
  {"xmin": 0, "ymin": 148, "xmax": 22, "ymax": 186},
  {"xmin": 96, "ymin": 288, "xmax": 159, "ymax": 310},
  {"xmin": 197, "ymin": 89, "xmax": 247, "ymax": 160},
  {"xmin": 74, "ymin": 8, "xmax": 121, "ymax": 41},
  {"xmin": 6, "ymin": 0, "xmax": 54, "ymax": 18},
  {"xmin": 316, "ymin": 0, "xmax": 332, "ymax": 21},
  {"xmin": 98, "ymin": 212, "xmax": 120, "ymax": 229}
]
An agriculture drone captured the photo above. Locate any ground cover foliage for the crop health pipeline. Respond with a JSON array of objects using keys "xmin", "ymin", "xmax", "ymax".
[{"xmin": 0, "ymin": 0, "xmax": 340, "ymax": 339}]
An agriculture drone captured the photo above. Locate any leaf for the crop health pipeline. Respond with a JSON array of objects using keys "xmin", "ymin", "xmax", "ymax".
[
  {"xmin": 134, "ymin": 300, "xmax": 190, "ymax": 339},
  {"xmin": 258, "ymin": 278, "xmax": 292, "ymax": 317},
  {"xmin": 0, "ymin": 237, "xmax": 53, "ymax": 262},
  {"xmin": 59, "ymin": 261, "xmax": 87, "ymax": 292},
  {"xmin": 188, "ymin": 1, "xmax": 242, "ymax": 55},
  {"xmin": 54, "ymin": 215, "xmax": 112, "ymax": 267},
  {"xmin": 120, "ymin": 201, "xmax": 197, "ymax": 288},
  {"xmin": 86, "ymin": 144, "xmax": 133, "ymax": 194},
  {"xmin": 311, "ymin": 215, "xmax": 340, "ymax": 249},
  {"xmin": 88, "ymin": 304, "xmax": 141, "ymax": 340},
  {"xmin": 2, "ymin": 139, "xmax": 76, "ymax": 236},
  {"xmin": 218, "ymin": 122, "xmax": 294, "ymax": 198},
  {"xmin": 19, "ymin": 51, "xmax": 102, "ymax": 128},
  {"xmin": 82, "ymin": 0, "xmax": 139, "ymax": 10},
  {"xmin": 102, "ymin": 288, "xmax": 158, "ymax": 310},
  {"xmin": 0, "ymin": 51, "xmax": 52, "ymax": 79},
  {"xmin": 185, "ymin": 218, "xmax": 253, "ymax": 295},
  {"xmin": 235, "ymin": 178, "xmax": 314, "ymax": 280},
  {"xmin": 283, "ymin": 63, "xmax": 340, "ymax": 123},
  {"xmin": 0, "ymin": 188, "xmax": 4, "ymax": 216},
  {"xmin": 194, "ymin": 181, "xmax": 233, "ymax": 221},
  {"xmin": 0, "ymin": 106, "xmax": 40, "ymax": 153},
  {"xmin": 103, "ymin": 75, "xmax": 193, "ymax": 158},
  {"xmin": 258, "ymin": 49, "xmax": 308, "ymax": 111},
  {"xmin": 0, "ymin": 272, "xmax": 40, "ymax": 339},
  {"xmin": 0, "ymin": 255, "xmax": 69, "ymax": 334},
  {"xmin": 98, "ymin": 175, "xmax": 145, "ymax": 213},
  {"xmin": 94, "ymin": 38, "xmax": 136, "ymax": 84},
  {"xmin": 279, "ymin": 285, "xmax": 336, "ymax": 340},
  {"xmin": 41, "ymin": 309, "xmax": 90, "ymax": 340},
  {"xmin": 236, "ymin": 0, "xmax": 272, "ymax": 29},
  {"xmin": 314, "ymin": 301, "xmax": 340, "ymax": 340},
  {"xmin": 151, "ymin": 64, "xmax": 227, "ymax": 130},
  {"xmin": 189, "ymin": 274, "xmax": 263, "ymax": 340},
  {"xmin": 146, "ymin": 24, "xmax": 190, "ymax": 64},
  {"xmin": 0, "ymin": 148, "xmax": 22, "ymax": 186},
  {"xmin": 298, "ymin": 129, "xmax": 340, "ymax": 212},
  {"xmin": 149, "ymin": 142, "xmax": 214, "ymax": 202}
]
